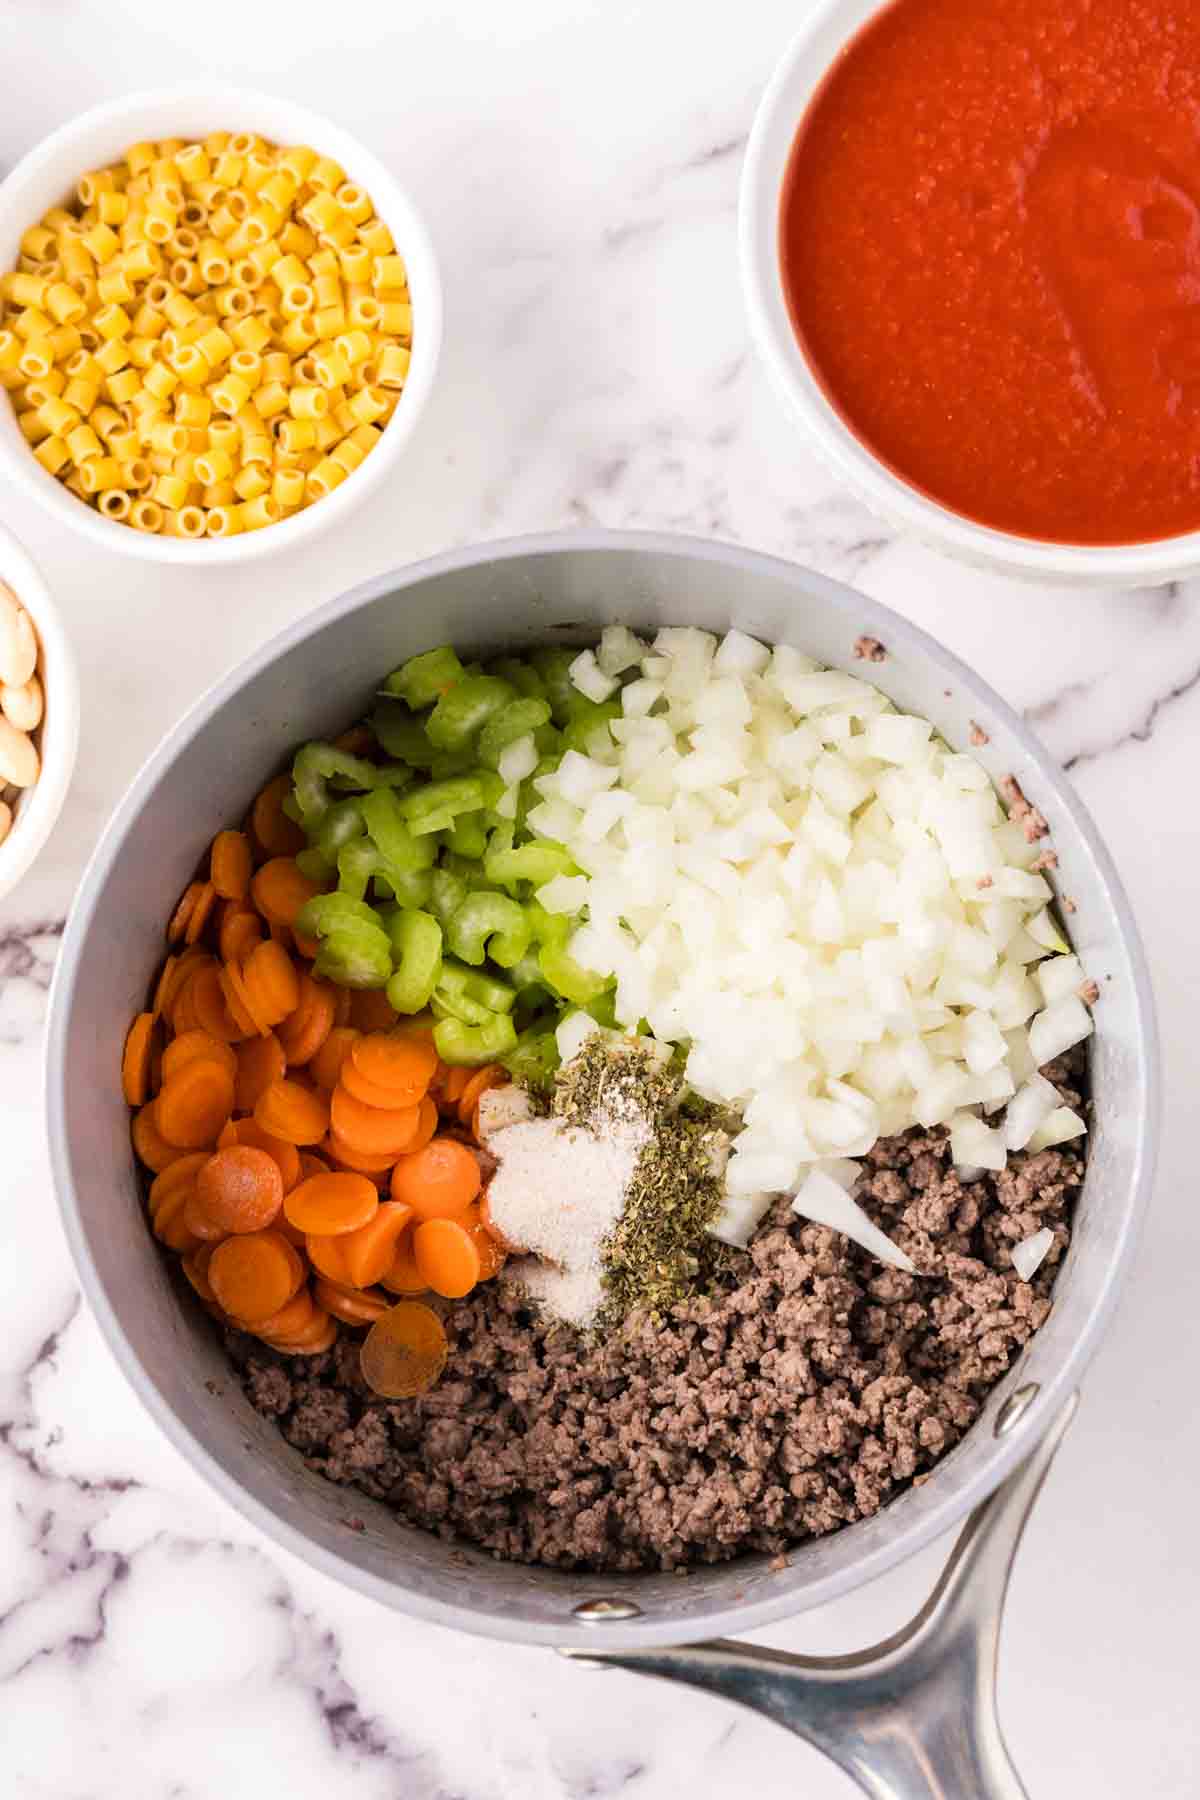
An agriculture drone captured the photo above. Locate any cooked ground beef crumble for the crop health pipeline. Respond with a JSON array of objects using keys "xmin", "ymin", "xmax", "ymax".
[{"xmin": 230, "ymin": 1051, "xmax": 1086, "ymax": 1573}]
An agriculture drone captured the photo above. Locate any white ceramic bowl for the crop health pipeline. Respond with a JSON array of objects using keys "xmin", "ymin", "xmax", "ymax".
[
  {"xmin": 0, "ymin": 84, "xmax": 442, "ymax": 565},
  {"xmin": 0, "ymin": 519, "xmax": 79, "ymax": 900},
  {"xmin": 739, "ymin": 0, "xmax": 1200, "ymax": 585}
]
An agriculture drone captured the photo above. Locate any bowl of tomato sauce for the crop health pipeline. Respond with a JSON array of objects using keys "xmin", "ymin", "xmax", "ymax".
[{"xmin": 741, "ymin": 0, "xmax": 1200, "ymax": 582}]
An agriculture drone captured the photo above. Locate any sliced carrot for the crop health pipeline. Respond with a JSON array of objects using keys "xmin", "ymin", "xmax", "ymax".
[
  {"xmin": 218, "ymin": 902, "xmax": 264, "ymax": 965},
  {"xmin": 195, "ymin": 1145, "xmax": 284, "ymax": 1234},
  {"xmin": 219, "ymin": 1117, "xmax": 302, "ymax": 1192},
  {"xmin": 190, "ymin": 962, "xmax": 246, "ymax": 1042},
  {"xmin": 234, "ymin": 1032, "xmax": 287, "ymax": 1112},
  {"xmin": 321, "ymin": 1130, "xmax": 397, "ymax": 1177},
  {"xmin": 457, "ymin": 1064, "xmax": 506, "ymax": 1128},
  {"xmin": 152, "ymin": 1183, "xmax": 205, "ymax": 1254},
  {"xmin": 331, "ymin": 985, "xmax": 353, "ymax": 1029},
  {"xmin": 298, "ymin": 1149, "xmax": 331, "ymax": 1181},
  {"xmin": 360, "ymin": 1300, "xmax": 447, "ymax": 1396},
  {"xmin": 167, "ymin": 881, "xmax": 204, "ymax": 945},
  {"xmin": 310, "ymin": 1026, "xmax": 360, "ymax": 1092},
  {"xmin": 154, "ymin": 1058, "xmax": 235, "ymax": 1149},
  {"xmin": 251, "ymin": 857, "xmax": 325, "ymax": 929},
  {"xmin": 161, "ymin": 1029, "xmax": 237, "ymax": 1085},
  {"xmin": 283, "ymin": 1170, "xmax": 379, "ymax": 1235},
  {"xmin": 314, "ymin": 1277, "xmax": 392, "ymax": 1326},
  {"xmin": 132, "ymin": 1103, "xmax": 190, "ymax": 1174},
  {"xmin": 209, "ymin": 1229, "xmax": 304, "ymax": 1322},
  {"xmin": 151, "ymin": 954, "xmax": 179, "ymax": 1020},
  {"xmin": 329, "ymin": 1085, "xmax": 422, "ymax": 1156},
  {"xmin": 463, "ymin": 1207, "xmax": 507, "ymax": 1281},
  {"xmin": 379, "ymin": 1226, "xmax": 429, "ymax": 1294},
  {"xmin": 435, "ymin": 1064, "xmax": 471, "ymax": 1109},
  {"xmin": 349, "ymin": 1032, "xmax": 439, "ymax": 1107},
  {"xmin": 407, "ymin": 1094, "xmax": 439, "ymax": 1155},
  {"xmin": 210, "ymin": 829, "xmax": 253, "ymax": 901},
  {"xmin": 334, "ymin": 724, "xmax": 373, "ymax": 754},
  {"xmin": 335, "ymin": 1200, "xmax": 415, "ymax": 1289},
  {"xmin": 251, "ymin": 772, "xmax": 305, "ymax": 859},
  {"xmin": 220, "ymin": 961, "xmax": 266, "ymax": 1036},
  {"xmin": 148, "ymin": 1153, "xmax": 210, "ymax": 1218},
  {"xmin": 242, "ymin": 940, "xmax": 300, "ymax": 1027},
  {"xmin": 261, "ymin": 1308, "xmax": 336, "ymax": 1353},
  {"xmin": 338, "ymin": 1056, "xmax": 418, "ymax": 1111},
  {"xmin": 254, "ymin": 1078, "xmax": 330, "ymax": 1145},
  {"xmin": 293, "ymin": 930, "xmax": 321, "ymax": 960},
  {"xmin": 305, "ymin": 1230, "xmax": 354, "ymax": 1284},
  {"xmin": 480, "ymin": 1189, "xmax": 524, "ymax": 1252},
  {"xmin": 181, "ymin": 1188, "xmax": 229, "ymax": 1243},
  {"xmin": 122, "ymin": 1012, "xmax": 156, "ymax": 1107},
  {"xmin": 275, "ymin": 972, "xmax": 336, "ymax": 1066},
  {"xmin": 181, "ymin": 1244, "xmax": 218, "ymax": 1304},
  {"xmin": 348, "ymin": 987, "xmax": 397, "ymax": 1033},
  {"xmin": 413, "ymin": 1216, "xmax": 482, "ymax": 1299},
  {"xmin": 252, "ymin": 1286, "xmax": 316, "ymax": 1342},
  {"xmin": 391, "ymin": 1136, "xmax": 480, "ymax": 1221},
  {"xmin": 183, "ymin": 880, "xmax": 218, "ymax": 947}
]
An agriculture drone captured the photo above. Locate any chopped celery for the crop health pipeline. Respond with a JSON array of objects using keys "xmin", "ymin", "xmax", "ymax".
[
  {"xmin": 433, "ymin": 1012, "xmax": 518, "ymax": 1067},
  {"xmin": 399, "ymin": 776, "xmax": 485, "ymax": 829},
  {"xmin": 489, "ymin": 657, "xmax": 546, "ymax": 699},
  {"xmin": 477, "ymin": 697, "xmax": 552, "ymax": 769},
  {"xmin": 445, "ymin": 891, "xmax": 532, "ymax": 968},
  {"xmin": 314, "ymin": 918, "xmax": 392, "ymax": 989},
  {"xmin": 526, "ymin": 900, "xmax": 571, "ymax": 948},
  {"xmin": 429, "ymin": 866, "xmax": 469, "ymax": 926},
  {"xmin": 314, "ymin": 797, "xmax": 367, "ymax": 863},
  {"xmin": 539, "ymin": 942, "xmax": 610, "ymax": 1006},
  {"xmin": 292, "ymin": 743, "xmax": 382, "ymax": 828},
  {"xmin": 438, "ymin": 959, "xmax": 516, "ymax": 1014},
  {"xmin": 361, "ymin": 787, "xmax": 437, "ymax": 871},
  {"xmin": 562, "ymin": 699, "xmax": 621, "ymax": 755},
  {"xmin": 503, "ymin": 1026, "xmax": 560, "ymax": 1087},
  {"xmin": 426, "ymin": 675, "xmax": 515, "ymax": 751},
  {"xmin": 296, "ymin": 891, "xmax": 382, "ymax": 936},
  {"xmin": 430, "ymin": 987, "xmax": 492, "ymax": 1026},
  {"xmin": 441, "ymin": 813, "xmax": 489, "ymax": 860},
  {"xmin": 507, "ymin": 950, "xmax": 548, "ymax": 994},
  {"xmin": 296, "ymin": 846, "xmax": 333, "ymax": 881},
  {"xmin": 369, "ymin": 702, "xmax": 437, "ymax": 766},
  {"xmin": 385, "ymin": 645, "xmax": 464, "ymax": 709},
  {"xmin": 485, "ymin": 841, "xmax": 576, "ymax": 888},
  {"xmin": 385, "ymin": 908, "xmax": 443, "ymax": 1013},
  {"xmin": 530, "ymin": 647, "xmax": 579, "ymax": 725}
]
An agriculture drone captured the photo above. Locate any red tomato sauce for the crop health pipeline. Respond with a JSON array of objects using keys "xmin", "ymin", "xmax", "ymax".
[{"xmin": 780, "ymin": 0, "xmax": 1200, "ymax": 544}]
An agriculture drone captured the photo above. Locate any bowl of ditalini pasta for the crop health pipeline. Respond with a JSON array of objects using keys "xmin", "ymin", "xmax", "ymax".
[{"xmin": 0, "ymin": 85, "xmax": 442, "ymax": 563}]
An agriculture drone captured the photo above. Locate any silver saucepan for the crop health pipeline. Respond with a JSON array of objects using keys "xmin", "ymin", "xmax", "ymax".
[{"xmin": 47, "ymin": 532, "xmax": 1158, "ymax": 1800}]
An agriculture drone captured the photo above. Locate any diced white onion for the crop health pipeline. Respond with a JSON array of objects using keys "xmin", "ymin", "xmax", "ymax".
[
  {"xmin": 708, "ymin": 1189, "xmax": 775, "ymax": 1249},
  {"xmin": 1028, "ymin": 997, "xmax": 1094, "ymax": 1067},
  {"xmin": 791, "ymin": 1169, "xmax": 914, "ymax": 1271},
  {"xmin": 555, "ymin": 1010, "xmax": 600, "ymax": 1063},
  {"xmin": 1027, "ymin": 908, "xmax": 1070, "ymax": 954},
  {"xmin": 1003, "ymin": 1074, "xmax": 1060, "ymax": 1150},
  {"xmin": 1011, "ymin": 1226, "xmax": 1054, "ymax": 1281},
  {"xmin": 1026, "ymin": 1106, "xmax": 1087, "ymax": 1152},
  {"xmin": 597, "ymin": 625, "xmax": 646, "ymax": 677},
  {"xmin": 498, "ymin": 733, "xmax": 538, "ymax": 786},
  {"xmin": 536, "ymin": 874, "xmax": 590, "ymax": 915},
  {"xmin": 949, "ymin": 1110, "xmax": 1008, "ymax": 1172},
  {"xmin": 568, "ymin": 647, "xmax": 619, "ymax": 704}
]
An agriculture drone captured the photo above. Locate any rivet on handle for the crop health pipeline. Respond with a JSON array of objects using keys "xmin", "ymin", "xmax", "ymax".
[
  {"xmin": 994, "ymin": 1381, "xmax": 1040, "ymax": 1436},
  {"xmin": 573, "ymin": 1597, "xmax": 643, "ymax": 1622}
]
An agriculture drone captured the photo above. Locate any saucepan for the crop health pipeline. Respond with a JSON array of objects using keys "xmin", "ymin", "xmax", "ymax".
[{"xmin": 46, "ymin": 531, "xmax": 1158, "ymax": 1800}]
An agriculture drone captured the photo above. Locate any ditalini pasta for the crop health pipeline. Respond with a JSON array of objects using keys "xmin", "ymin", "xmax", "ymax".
[{"xmin": 0, "ymin": 132, "xmax": 414, "ymax": 538}]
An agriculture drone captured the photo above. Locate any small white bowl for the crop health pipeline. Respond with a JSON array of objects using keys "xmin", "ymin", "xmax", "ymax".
[
  {"xmin": 0, "ymin": 84, "xmax": 442, "ymax": 566},
  {"xmin": 740, "ymin": 0, "xmax": 1200, "ymax": 585},
  {"xmin": 0, "ymin": 520, "xmax": 79, "ymax": 900}
]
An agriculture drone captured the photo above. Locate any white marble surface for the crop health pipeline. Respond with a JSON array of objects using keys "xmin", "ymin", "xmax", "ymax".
[{"xmin": 1, "ymin": 2, "xmax": 1198, "ymax": 1794}]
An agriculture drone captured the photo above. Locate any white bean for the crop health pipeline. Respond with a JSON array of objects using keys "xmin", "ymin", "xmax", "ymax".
[
  {"xmin": 0, "ymin": 716, "xmax": 38, "ymax": 788},
  {"xmin": 1, "ymin": 675, "xmax": 42, "ymax": 732},
  {"xmin": 0, "ymin": 799, "xmax": 11, "ymax": 847},
  {"xmin": 0, "ymin": 584, "xmax": 38, "ymax": 688}
]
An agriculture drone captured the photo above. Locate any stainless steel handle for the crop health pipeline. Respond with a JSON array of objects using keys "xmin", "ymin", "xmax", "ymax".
[{"xmin": 563, "ymin": 1394, "xmax": 1077, "ymax": 1800}]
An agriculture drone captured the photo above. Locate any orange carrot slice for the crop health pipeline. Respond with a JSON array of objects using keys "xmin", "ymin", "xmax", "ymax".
[
  {"xmin": 298, "ymin": 1149, "xmax": 331, "ymax": 1180},
  {"xmin": 242, "ymin": 940, "xmax": 300, "ymax": 1026},
  {"xmin": 406, "ymin": 1094, "xmax": 439, "ymax": 1155},
  {"xmin": 195, "ymin": 1145, "xmax": 284, "ymax": 1234},
  {"xmin": 190, "ymin": 962, "xmax": 246, "ymax": 1042},
  {"xmin": 181, "ymin": 1188, "xmax": 229, "ymax": 1244},
  {"xmin": 360, "ymin": 1300, "xmax": 447, "ymax": 1397},
  {"xmin": 234, "ymin": 1032, "xmax": 287, "ymax": 1112},
  {"xmin": 218, "ymin": 902, "xmax": 264, "ymax": 964},
  {"xmin": 379, "ymin": 1228, "xmax": 429, "ymax": 1295},
  {"xmin": 252, "ymin": 1286, "xmax": 317, "ymax": 1343},
  {"xmin": 334, "ymin": 1200, "xmax": 415, "ymax": 1289},
  {"xmin": 254, "ymin": 1078, "xmax": 330, "ymax": 1145},
  {"xmin": 338, "ymin": 1057, "xmax": 417, "ymax": 1111},
  {"xmin": 310, "ymin": 1026, "xmax": 360, "ymax": 1092},
  {"xmin": 275, "ymin": 972, "xmax": 336, "ymax": 1066},
  {"xmin": 313, "ymin": 1277, "xmax": 392, "ymax": 1327},
  {"xmin": 151, "ymin": 954, "xmax": 179, "ymax": 1021},
  {"xmin": 132, "ymin": 1103, "xmax": 190, "ymax": 1174},
  {"xmin": 457, "ymin": 1064, "xmax": 506, "ymax": 1128},
  {"xmin": 283, "ymin": 1170, "xmax": 379, "ymax": 1235},
  {"xmin": 329, "ymin": 1085, "xmax": 421, "ymax": 1156},
  {"xmin": 348, "ymin": 987, "xmax": 398, "ymax": 1033},
  {"xmin": 154, "ymin": 1058, "xmax": 235, "ymax": 1149},
  {"xmin": 220, "ymin": 960, "xmax": 266, "ymax": 1037},
  {"xmin": 148, "ymin": 1152, "xmax": 210, "ymax": 1218},
  {"xmin": 251, "ymin": 857, "xmax": 324, "ymax": 929},
  {"xmin": 292, "ymin": 929, "xmax": 321, "ymax": 960},
  {"xmin": 462, "ymin": 1206, "xmax": 507, "ymax": 1281},
  {"xmin": 161, "ymin": 1029, "xmax": 237, "ymax": 1085},
  {"xmin": 122, "ymin": 1012, "xmax": 156, "ymax": 1107},
  {"xmin": 219, "ymin": 1117, "xmax": 302, "ymax": 1193},
  {"xmin": 152, "ymin": 1184, "xmax": 205, "ymax": 1254},
  {"xmin": 167, "ymin": 881, "xmax": 204, "ymax": 945},
  {"xmin": 413, "ymin": 1216, "xmax": 482, "ymax": 1298},
  {"xmin": 260, "ymin": 1306, "xmax": 336, "ymax": 1352},
  {"xmin": 305, "ymin": 1231, "xmax": 354, "ymax": 1284},
  {"xmin": 183, "ymin": 880, "xmax": 218, "ymax": 947},
  {"xmin": 209, "ymin": 1229, "xmax": 304, "ymax": 1323},
  {"xmin": 181, "ymin": 1244, "xmax": 218, "ymax": 1304},
  {"xmin": 250, "ymin": 773, "xmax": 305, "ymax": 860},
  {"xmin": 349, "ymin": 1032, "xmax": 439, "ymax": 1107},
  {"xmin": 210, "ymin": 829, "xmax": 253, "ymax": 901},
  {"xmin": 391, "ymin": 1137, "xmax": 480, "ymax": 1221},
  {"xmin": 331, "ymin": 985, "xmax": 353, "ymax": 1029},
  {"xmin": 334, "ymin": 724, "xmax": 373, "ymax": 754},
  {"xmin": 321, "ymin": 1130, "xmax": 397, "ymax": 1177},
  {"xmin": 434, "ymin": 1064, "xmax": 471, "ymax": 1110}
]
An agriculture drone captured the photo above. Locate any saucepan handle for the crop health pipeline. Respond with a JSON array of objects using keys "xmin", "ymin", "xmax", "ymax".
[{"xmin": 563, "ymin": 1395, "xmax": 1077, "ymax": 1800}]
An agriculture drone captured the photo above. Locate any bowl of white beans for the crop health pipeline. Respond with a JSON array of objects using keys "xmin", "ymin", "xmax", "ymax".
[
  {"xmin": 0, "ymin": 85, "xmax": 442, "ymax": 564},
  {"xmin": 0, "ymin": 518, "xmax": 79, "ymax": 900}
]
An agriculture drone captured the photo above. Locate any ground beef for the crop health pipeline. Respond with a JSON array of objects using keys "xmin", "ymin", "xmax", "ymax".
[{"xmin": 232, "ymin": 1055, "xmax": 1086, "ymax": 1573}]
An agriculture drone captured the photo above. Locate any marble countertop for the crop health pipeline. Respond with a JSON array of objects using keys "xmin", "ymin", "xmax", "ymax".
[{"xmin": 2, "ymin": 2, "xmax": 1198, "ymax": 1794}]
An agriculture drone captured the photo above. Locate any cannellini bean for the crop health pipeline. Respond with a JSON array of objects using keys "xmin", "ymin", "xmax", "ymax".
[
  {"xmin": 0, "ymin": 584, "xmax": 37, "ymax": 688},
  {"xmin": 0, "ymin": 716, "xmax": 38, "ymax": 788},
  {"xmin": 1, "ymin": 675, "xmax": 42, "ymax": 733},
  {"xmin": 0, "ymin": 799, "xmax": 11, "ymax": 847}
]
